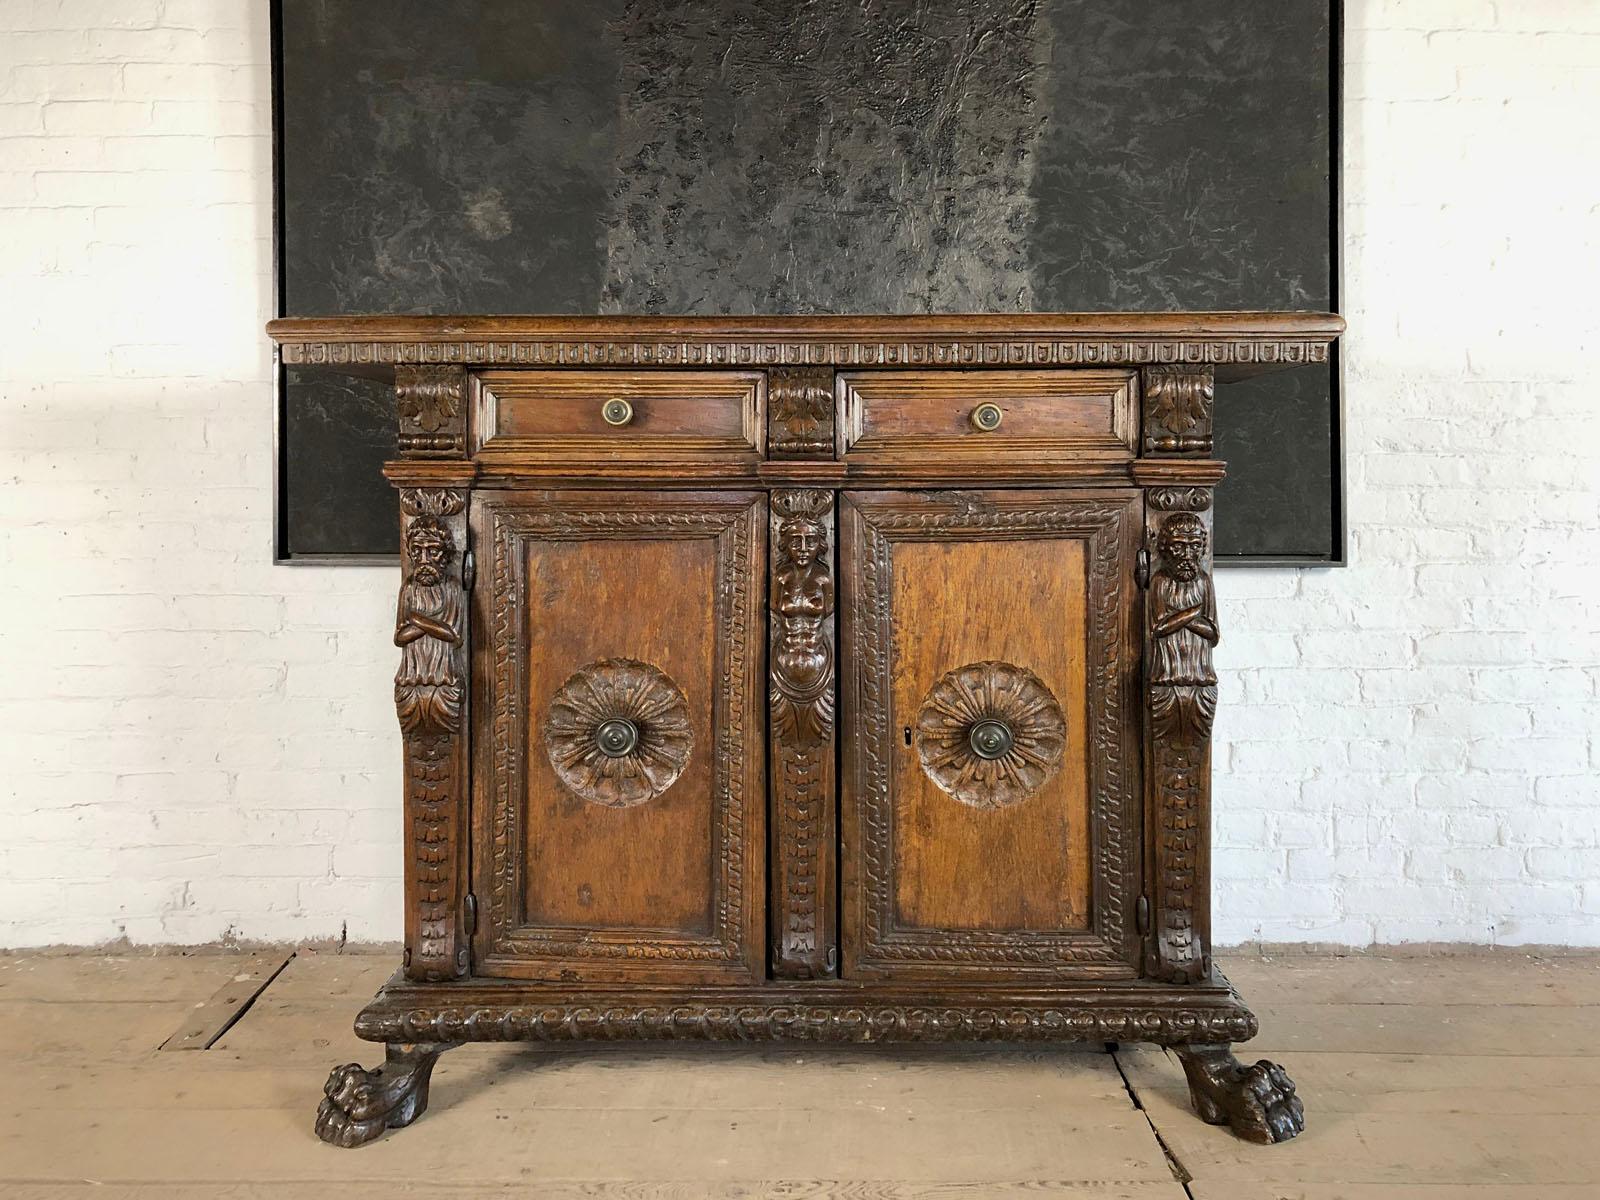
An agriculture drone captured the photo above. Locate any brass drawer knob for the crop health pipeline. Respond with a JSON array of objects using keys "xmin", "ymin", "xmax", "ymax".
[
  {"xmin": 601, "ymin": 398, "xmax": 634, "ymax": 427},
  {"xmin": 594, "ymin": 717, "xmax": 640, "ymax": 758},
  {"xmin": 970, "ymin": 402, "xmax": 1003, "ymax": 432},
  {"xmin": 967, "ymin": 719, "xmax": 1014, "ymax": 760}
]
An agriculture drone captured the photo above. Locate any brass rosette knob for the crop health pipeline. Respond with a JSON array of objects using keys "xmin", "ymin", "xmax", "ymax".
[
  {"xmin": 544, "ymin": 658, "xmax": 692, "ymax": 808},
  {"xmin": 914, "ymin": 660, "xmax": 1066, "ymax": 810}
]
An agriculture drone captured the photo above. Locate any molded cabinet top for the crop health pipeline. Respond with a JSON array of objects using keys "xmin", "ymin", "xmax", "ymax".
[{"xmin": 267, "ymin": 312, "xmax": 1343, "ymax": 381}]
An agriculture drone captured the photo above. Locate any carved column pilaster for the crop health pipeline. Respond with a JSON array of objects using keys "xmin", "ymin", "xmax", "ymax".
[
  {"xmin": 768, "ymin": 488, "xmax": 838, "ymax": 978},
  {"xmin": 1137, "ymin": 365, "xmax": 1221, "ymax": 985},
  {"xmin": 392, "ymin": 484, "xmax": 471, "ymax": 981},
  {"xmin": 388, "ymin": 362, "xmax": 472, "ymax": 982}
]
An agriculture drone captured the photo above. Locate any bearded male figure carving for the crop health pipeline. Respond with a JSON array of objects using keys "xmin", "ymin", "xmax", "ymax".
[
  {"xmin": 1149, "ymin": 511, "xmax": 1218, "ymax": 744},
  {"xmin": 394, "ymin": 516, "xmax": 462, "ymax": 736},
  {"xmin": 771, "ymin": 501, "xmax": 835, "ymax": 742}
]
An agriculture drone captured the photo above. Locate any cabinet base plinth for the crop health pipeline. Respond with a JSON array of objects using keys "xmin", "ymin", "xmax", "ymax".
[
  {"xmin": 315, "ymin": 971, "xmax": 1292, "ymax": 1146},
  {"xmin": 349, "ymin": 971, "xmax": 1258, "ymax": 1045}
]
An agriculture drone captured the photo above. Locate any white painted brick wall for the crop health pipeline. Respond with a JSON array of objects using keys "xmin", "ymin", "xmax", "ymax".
[{"xmin": 1, "ymin": 1, "xmax": 1597, "ymax": 949}]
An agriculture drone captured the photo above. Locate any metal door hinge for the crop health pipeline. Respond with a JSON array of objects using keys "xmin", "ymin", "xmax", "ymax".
[
  {"xmin": 463, "ymin": 891, "xmax": 477, "ymax": 937},
  {"xmin": 462, "ymin": 547, "xmax": 476, "ymax": 591},
  {"xmin": 1134, "ymin": 547, "xmax": 1151, "ymax": 589},
  {"xmin": 1136, "ymin": 894, "xmax": 1150, "ymax": 935}
]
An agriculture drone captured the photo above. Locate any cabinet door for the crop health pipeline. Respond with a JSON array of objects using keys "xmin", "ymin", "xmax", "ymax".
[
  {"xmin": 840, "ymin": 490, "xmax": 1142, "ymax": 981},
  {"xmin": 471, "ymin": 491, "xmax": 765, "ymax": 983}
]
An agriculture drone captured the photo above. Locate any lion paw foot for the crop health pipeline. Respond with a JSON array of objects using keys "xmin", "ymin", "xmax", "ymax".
[
  {"xmin": 313, "ymin": 1045, "xmax": 447, "ymax": 1148},
  {"xmin": 1176, "ymin": 1044, "xmax": 1305, "ymax": 1145}
]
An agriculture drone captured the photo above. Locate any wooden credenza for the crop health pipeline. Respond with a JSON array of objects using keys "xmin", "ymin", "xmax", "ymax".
[{"xmin": 267, "ymin": 313, "xmax": 1342, "ymax": 1148}]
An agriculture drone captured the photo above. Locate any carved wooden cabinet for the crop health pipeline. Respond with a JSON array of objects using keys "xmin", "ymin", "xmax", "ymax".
[{"xmin": 267, "ymin": 314, "xmax": 1342, "ymax": 1149}]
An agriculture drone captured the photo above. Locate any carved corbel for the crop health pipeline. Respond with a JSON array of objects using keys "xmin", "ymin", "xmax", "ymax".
[
  {"xmin": 768, "ymin": 488, "xmax": 838, "ymax": 978},
  {"xmin": 767, "ymin": 367, "xmax": 836, "ymax": 458},
  {"xmin": 1142, "ymin": 365, "xmax": 1214, "ymax": 456},
  {"xmin": 394, "ymin": 485, "xmax": 470, "ymax": 981},
  {"xmin": 396, "ymin": 365, "xmax": 467, "ymax": 458}
]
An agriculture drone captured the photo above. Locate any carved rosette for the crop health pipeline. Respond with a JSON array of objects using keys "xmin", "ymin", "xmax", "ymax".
[
  {"xmin": 395, "ymin": 365, "xmax": 466, "ymax": 457},
  {"xmin": 767, "ymin": 366, "xmax": 835, "ymax": 458},
  {"xmin": 544, "ymin": 658, "xmax": 693, "ymax": 808},
  {"xmin": 394, "ymin": 486, "xmax": 469, "ymax": 982},
  {"xmin": 769, "ymin": 488, "xmax": 838, "ymax": 978},
  {"xmin": 1143, "ymin": 364, "xmax": 1214, "ymax": 455},
  {"xmin": 914, "ymin": 661, "xmax": 1067, "ymax": 811}
]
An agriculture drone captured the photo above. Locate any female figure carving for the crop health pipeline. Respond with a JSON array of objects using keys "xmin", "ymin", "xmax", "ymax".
[{"xmin": 771, "ymin": 493, "xmax": 835, "ymax": 741}]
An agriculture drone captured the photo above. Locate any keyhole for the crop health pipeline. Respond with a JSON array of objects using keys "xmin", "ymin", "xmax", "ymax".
[{"xmin": 904, "ymin": 726, "xmax": 913, "ymax": 747}]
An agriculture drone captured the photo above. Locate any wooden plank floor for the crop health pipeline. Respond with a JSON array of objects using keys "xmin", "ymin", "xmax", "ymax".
[{"xmin": 0, "ymin": 950, "xmax": 1594, "ymax": 1198}]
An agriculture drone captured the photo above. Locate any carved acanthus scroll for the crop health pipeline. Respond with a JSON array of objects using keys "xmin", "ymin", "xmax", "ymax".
[
  {"xmin": 769, "ymin": 488, "xmax": 837, "ymax": 978},
  {"xmin": 395, "ymin": 486, "xmax": 469, "ymax": 981}
]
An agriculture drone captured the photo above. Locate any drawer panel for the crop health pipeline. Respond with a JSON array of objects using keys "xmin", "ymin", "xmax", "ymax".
[
  {"xmin": 839, "ymin": 369, "xmax": 1136, "ymax": 476},
  {"xmin": 476, "ymin": 370, "xmax": 763, "ymax": 474}
]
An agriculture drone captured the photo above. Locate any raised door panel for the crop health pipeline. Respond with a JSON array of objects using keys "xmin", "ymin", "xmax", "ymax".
[
  {"xmin": 840, "ymin": 489, "xmax": 1142, "ymax": 981},
  {"xmin": 472, "ymin": 490, "xmax": 765, "ymax": 983}
]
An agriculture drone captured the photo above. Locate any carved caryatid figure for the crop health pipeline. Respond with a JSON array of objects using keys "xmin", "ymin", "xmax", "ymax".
[
  {"xmin": 394, "ymin": 514, "xmax": 463, "ymax": 736},
  {"xmin": 771, "ymin": 492, "xmax": 835, "ymax": 741},
  {"xmin": 1149, "ymin": 511, "xmax": 1218, "ymax": 745}
]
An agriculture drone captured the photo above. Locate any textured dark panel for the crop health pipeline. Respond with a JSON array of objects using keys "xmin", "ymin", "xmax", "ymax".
[
  {"xmin": 597, "ymin": 0, "xmax": 1043, "ymax": 312},
  {"xmin": 277, "ymin": 0, "xmax": 1335, "ymax": 559}
]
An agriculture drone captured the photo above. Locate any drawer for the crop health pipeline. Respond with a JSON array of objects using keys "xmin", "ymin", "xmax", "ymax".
[
  {"xmin": 838, "ymin": 370, "xmax": 1136, "ymax": 478},
  {"xmin": 474, "ymin": 370, "xmax": 763, "ymax": 475}
]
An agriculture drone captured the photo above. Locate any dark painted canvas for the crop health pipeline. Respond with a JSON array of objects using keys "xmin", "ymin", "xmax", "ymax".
[{"xmin": 276, "ymin": 0, "xmax": 1338, "ymax": 560}]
